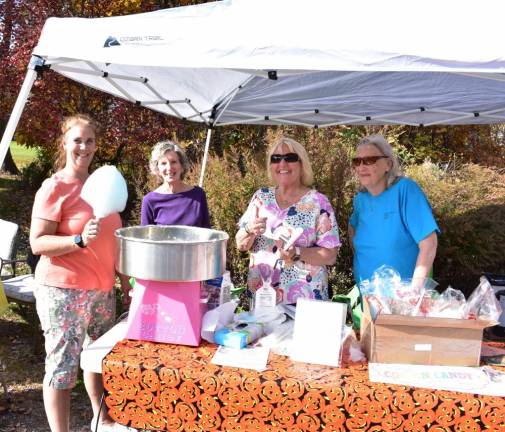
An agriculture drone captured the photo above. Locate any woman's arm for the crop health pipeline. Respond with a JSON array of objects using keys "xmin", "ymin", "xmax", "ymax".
[
  {"xmin": 412, "ymin": 231, "xmax": 438, "ymax": 280},
  {"xmin": 277, "ymin": 244, "xmax": 338, "ymax": 266},
  {"xmin": 299, "ymin": 245, "xmax": 338, "ymax": 266},
  {"xmin": 236, "ymin": 227, "xmax": 256, "ymax": 252},
  {"xmin": 30, "ymin": 217, "xmax": 98, "ymax": 257}
]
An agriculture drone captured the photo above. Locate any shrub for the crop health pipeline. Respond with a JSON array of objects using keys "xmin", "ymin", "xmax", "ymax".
[
  {"xmin": 407, "ymin": 162, "xmax": 505, "ymax": 295},
  {"xmin": 186, "ymin": 150, "xmax": 268, "ymax": 288},
  {"xmin": 118, "ymin": 155, "xmax": 151, "ymax": 226},
  {"xmin": 20, "ymin": 148, "xmax": 53, "ymax": 191}
]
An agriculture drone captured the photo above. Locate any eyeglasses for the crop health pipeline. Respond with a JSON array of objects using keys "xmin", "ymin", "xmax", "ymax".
[
  {"xmin": 351, "ymin": 155, "xmax": 388, "ymax": 167},
  {"xmin": 270, "ymin": 153, "xmax": 300, "ymax": 164}
]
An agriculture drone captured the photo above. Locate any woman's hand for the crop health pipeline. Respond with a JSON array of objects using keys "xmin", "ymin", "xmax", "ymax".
[
  {"xmin": 275, "ymin": 240, "xmax": 296, "ymax": 263},
  {"xmin": 246, "ymin": 208, "xmax": 267, "ymax": 236},
  {"xmin": 30, "ymin": 216, "xmax": 101, "ymax": 257},
  {"xmin": 236, "ymin": 205, "xmax": 267, "ymax": 251},
  {"xmin": 82, "ymin": 218, "xmax": 100, "ymax": 246}
]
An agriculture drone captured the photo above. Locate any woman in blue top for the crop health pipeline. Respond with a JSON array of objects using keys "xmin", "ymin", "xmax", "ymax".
[{"xmin": 349, "ymin": 134, "xmax": 440, "ymax": 283}]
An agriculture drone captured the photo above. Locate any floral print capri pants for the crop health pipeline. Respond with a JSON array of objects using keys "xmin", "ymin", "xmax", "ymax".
[{"xmin": 34, "ymin": 283, "xmax": 115, "ymax": 389}]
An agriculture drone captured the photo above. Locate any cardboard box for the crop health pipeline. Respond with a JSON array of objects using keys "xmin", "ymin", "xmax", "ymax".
[{"xmin": 360, "ymin": 299, "xmax": 490, "ymax": 367}]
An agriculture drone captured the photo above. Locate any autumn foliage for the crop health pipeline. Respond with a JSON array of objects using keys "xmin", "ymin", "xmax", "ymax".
[{"xmin": 0, "ymin": 1, "xmax": 191, "ymax": 173}]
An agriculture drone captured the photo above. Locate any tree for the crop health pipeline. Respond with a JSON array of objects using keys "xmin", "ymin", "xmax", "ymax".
[
  {"xmin": 2, "ymin": 0, "xmax": 503, "ymax": 182},
  {"xmin": 0, "ymin": 1, "xmax": 179, "ymax": 174}
]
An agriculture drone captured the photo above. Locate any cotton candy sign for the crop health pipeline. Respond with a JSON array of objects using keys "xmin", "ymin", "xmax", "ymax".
[{"xmin": 81, "ymin": 165, "xmax": 128, "ymax": 218}]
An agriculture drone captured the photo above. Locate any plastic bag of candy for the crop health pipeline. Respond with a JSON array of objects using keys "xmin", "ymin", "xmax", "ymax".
[
  {"xmin": 341, "ymin": 325, "xmax": 366, "ymax": 365},
  {"xmin": 390, "ymin": 278, "xmax": 437, "ymax": 316},
  {"xmin": 465, "ymin": 276, "xmax": 503, "ymax": 323},
  {"xmin": 428, "ymin": 286, "xmax": 466, "ymax": 318},
  {"xmin": 359, "ymin": 278, "xmax": 391, "ymax": 318},
  {"xmin": 359, "ymin": 266, "xmax": 444, "ymax": 317},
  {"xmin": 371, "ymin": 265, "xmax": 401, "ymax": 299},
  {"xmin": 412, "ymin": 288, "xmax": 438, "ymax": 316}
]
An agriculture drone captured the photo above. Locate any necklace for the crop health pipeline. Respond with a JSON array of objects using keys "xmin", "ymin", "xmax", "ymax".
[{"xmin": 276, "ymin": 188, "xmax": 307, "ymax": 207}]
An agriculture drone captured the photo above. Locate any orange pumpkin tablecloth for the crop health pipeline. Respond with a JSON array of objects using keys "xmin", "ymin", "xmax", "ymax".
[{"xmin": 102, "ymin": 339, "xmax": 505, "ymax": 431}]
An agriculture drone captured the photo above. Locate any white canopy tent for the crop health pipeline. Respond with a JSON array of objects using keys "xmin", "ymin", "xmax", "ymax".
[{"xmin": 2, "ymin": 0, "xmax": 505, "ymax": 183}]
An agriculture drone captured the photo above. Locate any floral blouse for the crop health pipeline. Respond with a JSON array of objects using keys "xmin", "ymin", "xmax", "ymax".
[{"xmin": 239, "ymin": 187, "xmax": 341, "ymax": 304}]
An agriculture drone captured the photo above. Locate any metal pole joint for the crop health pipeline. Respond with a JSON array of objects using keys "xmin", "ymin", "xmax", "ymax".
[{"xmin": 29, "ymin": 56, "xmax": 50, "ymax": 76}]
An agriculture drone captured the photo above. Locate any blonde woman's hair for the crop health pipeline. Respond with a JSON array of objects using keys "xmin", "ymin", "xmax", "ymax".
[
  {"xmin": 149, "ymin": 140, "xmax": 189, "ymax": 180},
  {"xmin": 55, "ymin": 114, "xmax": 99, "ymax": 170},
  {"xmin": 267, "ymin": 136, "xmax": 313, "ymax": 187},
  {"xmin": 356, "ymin": 134, "xmax": 402, "ymax": 189}
]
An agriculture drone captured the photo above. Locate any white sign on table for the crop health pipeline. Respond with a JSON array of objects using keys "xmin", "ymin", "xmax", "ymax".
[
  {"xmin": 211, "ymin": 345, "xmax": 270, "ymax": 371},
  {"xmin": 369, "ymin": 362, "xmax": 505, "ymax": 397},
  {"xmin": 290, "ymin": 298, "xmax": 346, "ymax": 367}
]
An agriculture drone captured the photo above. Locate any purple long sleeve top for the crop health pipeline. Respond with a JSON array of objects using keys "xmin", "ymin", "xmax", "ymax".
[{"xmin": 140, "ymin": 186, "xmax": 211, "ymax": 228}]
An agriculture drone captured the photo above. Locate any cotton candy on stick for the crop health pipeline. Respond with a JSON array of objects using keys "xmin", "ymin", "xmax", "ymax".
[{"xmin": 81, "ymin": 165, "xmax": 128, "ymax": 218}]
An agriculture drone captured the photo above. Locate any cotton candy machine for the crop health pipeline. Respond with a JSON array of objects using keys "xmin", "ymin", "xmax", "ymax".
[{"xmin": 115, "ymin": 225, "xmax": 229, "ymax": 346}]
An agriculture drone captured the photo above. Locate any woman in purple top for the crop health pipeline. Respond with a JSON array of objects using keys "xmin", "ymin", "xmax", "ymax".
[{"xmin": 141, "ymin": 140, "xmax": 211, "ymax": 228}]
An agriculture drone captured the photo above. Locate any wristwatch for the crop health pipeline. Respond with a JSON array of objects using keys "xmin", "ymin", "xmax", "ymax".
[
  {"xmin": 73, "ymin": 234, "xmax": 86, "ymax": 248},
  {"xmin": 293, "ymin": 246, "xmax": 301, "ymax": 262}
]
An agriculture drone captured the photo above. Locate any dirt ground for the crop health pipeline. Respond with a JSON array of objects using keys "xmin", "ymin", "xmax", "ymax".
[{"xmin": 0, "ymin": 306, "xmax": 93, "ymax": 432}]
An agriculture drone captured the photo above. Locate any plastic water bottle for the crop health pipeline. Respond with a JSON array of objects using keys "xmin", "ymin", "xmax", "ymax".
[
  {"xmin": 204, "ymin": 271, "xmax": 234, "ymax": 310},
  {"xmin": 254, "ymin": 277, "xmax": 277, "ymax": 320},
  {"xmin": 220, "ymin": 271, "xmax": 233, "ymax": 304}
]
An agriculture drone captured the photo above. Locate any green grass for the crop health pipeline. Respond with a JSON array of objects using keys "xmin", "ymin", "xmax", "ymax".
[{"xmin": 10, "ymin": 141, "xmax": 38, "ymax": 168}]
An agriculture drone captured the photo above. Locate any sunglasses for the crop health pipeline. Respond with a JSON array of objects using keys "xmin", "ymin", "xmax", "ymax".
[
  {"xmin": 351, "ymin": 155, "xmax": 388, "ymax": 167},
  {"xmin": 270, "ymin": 153, "xmax": 300, "ymax": 164}
]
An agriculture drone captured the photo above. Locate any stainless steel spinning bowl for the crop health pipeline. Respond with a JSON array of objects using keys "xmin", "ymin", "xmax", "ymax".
[{"xmin": 115, "ymin": 225, "xmax": 229, "ymax": 281}]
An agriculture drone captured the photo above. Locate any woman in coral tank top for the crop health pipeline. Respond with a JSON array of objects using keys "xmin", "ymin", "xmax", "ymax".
[{"xmin": 30, "ymin": 114, "xmax": 132, "ymax": 432}]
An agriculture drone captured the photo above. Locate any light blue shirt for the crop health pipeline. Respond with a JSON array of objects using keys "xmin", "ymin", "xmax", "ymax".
[{"xmin": 350, "ymin": 177, "xmax": 440, "ymax": 283}]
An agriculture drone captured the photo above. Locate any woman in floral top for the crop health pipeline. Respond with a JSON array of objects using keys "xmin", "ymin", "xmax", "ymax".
[{"xmin": 236, "ymin": 136, "xmax": 340, "ymax": 304}]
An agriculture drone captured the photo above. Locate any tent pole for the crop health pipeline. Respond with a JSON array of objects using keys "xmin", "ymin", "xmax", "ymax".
[
  {"xmin": 197, "ymin": 76, "xmax": 252, "ymax": 186},
  {"xmin": 199, "ymin": 127, "xmax": 213, "ymax": 187},
  {"xmin": 0, "ymin": 56, "xmax": 44, "ymax": 169}
]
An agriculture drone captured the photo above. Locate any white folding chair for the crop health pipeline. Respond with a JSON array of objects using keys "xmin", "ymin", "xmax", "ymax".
[
  {"xmin": 0, "ymin": 219, "xmax": 40, "ymax": 352},
  {"xmin": 0, "ymin": 219, "xmax": 26, "ymax": 279}
]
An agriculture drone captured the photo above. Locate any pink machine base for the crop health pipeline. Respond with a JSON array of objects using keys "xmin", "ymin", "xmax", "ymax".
[{"xmin": 126, "ymin": 279, "xmax": 205, "ymax": 346}]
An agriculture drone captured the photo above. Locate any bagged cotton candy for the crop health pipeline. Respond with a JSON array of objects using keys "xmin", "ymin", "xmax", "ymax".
[
  {"xmin": 465, "ymin": 276, "xmax": 502, "ymax": 323},
  {"xmin": 428, "ymin": 286, "xmax": 466, "ymax": 318},
  {"xmin": 81, "ymin": 165, "xmax": 128, "ymax": 218},
  {"xmin": 360, "ymin": 266, "xmax": 441, "ymax": 317}
]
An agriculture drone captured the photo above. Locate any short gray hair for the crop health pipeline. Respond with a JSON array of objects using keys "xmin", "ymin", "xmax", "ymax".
[
  {"xmin": 357, "ymin": 134, "xmax": 402, "ymax": 189},
  {"xmin": 149, "ymin": 140, "xmax": 189, "ymax": 180}
]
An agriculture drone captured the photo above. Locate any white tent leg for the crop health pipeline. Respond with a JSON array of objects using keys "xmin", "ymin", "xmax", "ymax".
[
  {"xmin": 196, "ymin": 76, "xmax": 252, "ymax": 186},
  {"xmin": 198, "ymin": 128, "xmax": 213, "ymax": 187},
  {"xmin": 0, "ymin": 60, "xmax": 40, "ymax": 169}
]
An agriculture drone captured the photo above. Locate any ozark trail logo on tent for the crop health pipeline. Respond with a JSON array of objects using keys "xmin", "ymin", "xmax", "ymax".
[
  {"xmin": 103, "ymin": 35, "xmax": 165, "ymax": 47},
  {"xmin": 104, "ymin": 36, "xmax": 120, "ymax": 48}
]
